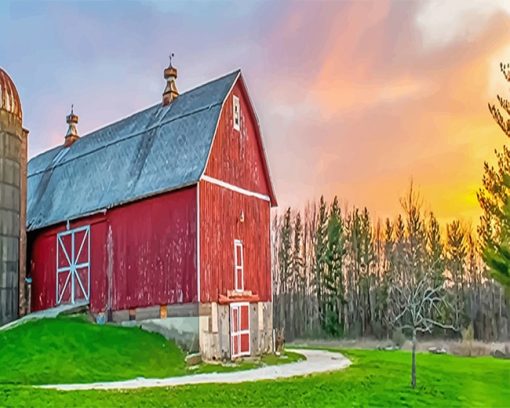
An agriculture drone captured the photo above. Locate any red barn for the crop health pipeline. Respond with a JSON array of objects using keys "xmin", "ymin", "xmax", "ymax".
[{"xmin": 27, "ymin": 64, "xmax": 277, "ymax": 360}]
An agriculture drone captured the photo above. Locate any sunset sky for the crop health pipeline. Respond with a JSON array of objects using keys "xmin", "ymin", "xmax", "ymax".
[{"xmin": 2, "ymin": 0, "xmax": 510, "ymax": 224}]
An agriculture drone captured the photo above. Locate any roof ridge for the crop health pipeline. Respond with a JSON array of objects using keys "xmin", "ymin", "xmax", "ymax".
[
  {"xmin": 28, "ymin": 101, "xmax": 223, "ymax": 178},
  {"xmin": 29, "ymin": 69, "xmax": 241, "ymax": 164}
]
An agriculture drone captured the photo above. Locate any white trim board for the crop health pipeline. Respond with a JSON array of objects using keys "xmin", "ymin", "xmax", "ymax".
[
  {"xmin": 196, "ymin": 182, "xmax": 201, "ymax": 303},
  {"xmin": 234, "ymin": 239, "xmax": 244, "ymax": 292},
  {"xmin": 201, "ymin": 175, "xmax": 270, "ymax": 202}
]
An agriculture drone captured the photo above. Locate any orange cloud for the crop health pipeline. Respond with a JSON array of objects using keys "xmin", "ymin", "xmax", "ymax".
[{"xmin": 261, "ymin": 1, "xmax": 510, "ymax": 226}]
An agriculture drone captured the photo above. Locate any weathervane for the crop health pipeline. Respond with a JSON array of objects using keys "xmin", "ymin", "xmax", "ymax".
[{"xmin": 169, "ymin": 53, "xmax": 175, "ymax": 68}]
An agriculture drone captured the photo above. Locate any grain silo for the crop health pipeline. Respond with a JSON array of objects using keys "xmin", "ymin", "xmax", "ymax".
[{"xmin": 0, "ymin": 68, "xmax": 27, "ymax": 325}]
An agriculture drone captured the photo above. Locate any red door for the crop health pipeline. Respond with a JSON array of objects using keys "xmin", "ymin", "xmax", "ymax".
[
  {"xmin": 56, "ymin": 226, "xmax": 91, "ymax": 305},
  {"xmin": 231, "ymin": 303, "xmax": 250, "ymax": 358}
]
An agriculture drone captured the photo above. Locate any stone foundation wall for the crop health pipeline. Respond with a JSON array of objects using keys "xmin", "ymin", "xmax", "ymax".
[{"xmin": 199, "ymin": 301, "xmax": 273, "ymax": 361}]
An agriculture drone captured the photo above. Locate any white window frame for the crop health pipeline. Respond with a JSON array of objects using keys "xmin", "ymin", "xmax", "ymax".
[
  {"xmin": 233, "ymin": 95, "xmax": 240, "ymax": 131},
  {"xmin": 230, "ymin": 302, "xmax": 250, "ymax": 358},
  {"xmin": 56, "ymin": 225, "xmax": 91, "ymax": 305},
  {"xmin": 234, "ymin": 239, "xmax": 244, "ymax": 292}
]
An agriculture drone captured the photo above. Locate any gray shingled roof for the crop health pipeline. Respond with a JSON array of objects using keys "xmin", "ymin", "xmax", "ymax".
[{"xmin": 27, "ymin": 70, "xmax": 240, "ymax": 231}]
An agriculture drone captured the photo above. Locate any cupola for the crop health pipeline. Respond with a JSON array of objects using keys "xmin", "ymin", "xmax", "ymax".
[
  {"xmin": 64, "ymin": 105, "xmax": 79, "ymax": 147},
  {"xmin": 162, "ymin": 53, "xmax": 179, "ymax": 106}
]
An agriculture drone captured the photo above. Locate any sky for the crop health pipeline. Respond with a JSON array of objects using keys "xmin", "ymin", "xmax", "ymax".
[{"xmin": 1, "ymin": 0, "xmax": 510, "ymax": 225}]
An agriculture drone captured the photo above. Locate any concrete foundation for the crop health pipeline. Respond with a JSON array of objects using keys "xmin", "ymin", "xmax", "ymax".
[
  {"xmin": 112, "ymin": 303, "xmax": 200, "ymax": 352},
  {"xmin": 136, "ymin": 317, "xmax": 199, "ymax": 352},
  {"xmin": 103, "ymin": 301, "xmax": 273, "ymax": 360}
]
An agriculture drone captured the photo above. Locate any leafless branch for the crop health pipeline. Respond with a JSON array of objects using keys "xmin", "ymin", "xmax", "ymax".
[{"xmin": 391, "ymin": 269, "xmax": 458, "ymax": 335}]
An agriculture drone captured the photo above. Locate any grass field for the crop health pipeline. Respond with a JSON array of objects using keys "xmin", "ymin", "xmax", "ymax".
[
  {"xmin": 0, "ymin": 317, "xmax": 508, "ymax": 407},
  {"xmin": 0, "ymin": 316, "xmax": 301, "ymax": 383},
  {"xmin": 0, "ymin": 315, "xmax": 186, "ymax": 385},
  {"xmin": 1, "ymin": 347, "xmax": 508, "ymax": 407}
]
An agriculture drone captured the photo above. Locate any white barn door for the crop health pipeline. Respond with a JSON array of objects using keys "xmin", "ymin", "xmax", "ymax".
[{"xmin": 56, "ymin": 225, "xmax": 91, "ymax": 305}]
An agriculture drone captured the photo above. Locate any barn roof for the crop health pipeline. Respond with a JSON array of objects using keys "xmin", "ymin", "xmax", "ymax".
[{"xmin": 27, "ymin": 70, "xmax": 241, "ymax": 231}]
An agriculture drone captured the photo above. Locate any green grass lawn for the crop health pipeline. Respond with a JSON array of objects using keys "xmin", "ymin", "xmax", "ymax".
[
  {"xmin": 0, "ymin": 315, "xmax": 186, "ymax": 385},
  {"xmin": 0, "ymin": 315, "xmax": 301, "ymax": 384},
  {"xmin": 1, "ymin": 317, "xmax": 508, "ymax": 407},
  {"xmin": 1, "ymin": 347, "xmax": 508, "ymax": 407}
]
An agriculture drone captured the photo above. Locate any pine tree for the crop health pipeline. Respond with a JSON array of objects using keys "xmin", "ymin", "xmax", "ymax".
[
  {"xmin": 394, "ymin": 214, "xmax": 406, "ymax": 285},
  {"xmin": 426, "ymin": 211, "xmax": 445, "ymax": 285},
  {"xmin": 292, "ymin": 212, "xmax": 304, "ymax": 286},
  {"xmin": 478, "ymin": 150, "xmax": 510, "ymax": 247},
  {"xmin": 290, "ymin": 211, "xmax": 305, "ymax": 336},
  {"xmin": 400, "ymin": 183, "xmax": 426, "ymax": 283},
  {"xmin": 314, "ymin": 196, "xmax": 329, "ymax": 329},
  {"xmin": 323, "ymin": 196, "xmax": 345, "ymax": 335},
  {"xmin": 277, "ymin": 208, "xmax": 293, "ymax": 333},
  {"xmin": 359, "ymin": 207, "xmax": 376, "ymax": 335},
  {"xmin": 446, "ymin": 220, "xmax": 467, "ymax": 328},
  {"xmin": 479, "ymin": 62, "xmax": 510, "ymax": 293}
]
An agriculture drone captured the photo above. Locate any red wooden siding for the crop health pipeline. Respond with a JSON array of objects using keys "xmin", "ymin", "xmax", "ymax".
[
  {"xmin": 199, "ymin": 180, "xmax": 271, "ymax": 302},
  {"xmin": 204, "ymin": 80, "xmax": 271, "ymax": 198},
  {"xmin": 29, "ymin": 186, "xmax": 198, "ymax": 313},
  {"xmin": 199, "ymin": 77, "xmax": 272, "ymax": 304}
]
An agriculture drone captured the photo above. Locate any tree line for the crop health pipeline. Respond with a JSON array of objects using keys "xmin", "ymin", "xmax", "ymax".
[
  {"xmin": 272, "ymin": 185, "xmax": 509, "ymax": 342},
  {"xmin": 272, "ymin": 62, "xmax": 510, "ymax": 343}
]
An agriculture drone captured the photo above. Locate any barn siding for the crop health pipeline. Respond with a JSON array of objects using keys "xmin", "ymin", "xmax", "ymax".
[
  {"xmin": 199, "ymin": 177, "xmax": 271, "ymax": 303},
  {"xmin": 29, "ymin": 186, "xmax": 197, "ymax": 313},
  {"xmin": 204, "ymin": 81, "xmax": 270, "ymax": 197},
  {"xmin": 199, "ymin": 78, "xmax": 272, "ymax": 304}
]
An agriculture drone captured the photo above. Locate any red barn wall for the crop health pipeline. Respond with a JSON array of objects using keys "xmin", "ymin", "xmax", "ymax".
[
  {"xmin": 199, "ymin": 180, "xmax": 271, "ymax": 303},
  {"xmin": 199, "ymin": 79, "xmax": 272, "ymax": 303},
  {"xmin": 29, "ymin": 186, "xmax": 198, "ymax": 313}
]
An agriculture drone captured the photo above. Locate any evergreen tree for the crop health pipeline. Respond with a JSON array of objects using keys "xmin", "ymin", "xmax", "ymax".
[
  {"xmin": 394, "ymin": 214, "xmax": 406, "ymax": 285},
  {"xmin": 359, "ymin": 207, "xmax": 376, "ymax": 335},
  {"xmin": 290, "ymin": 211, "xmax": 305, "ymax": 336},
  {"xmin": 277, "ymin": 208, "xmax": 293, "ymax": 332},
  {"xmin": 446, "ymin": 220, "xmax": 467, "ymax": 328},
  {"xmin": 480, "ymin": 63, "xmax": 510, "ymax": 289},
  {"xmin": 483, "ymin": 195, "xmax": 510, "ymax": 294},
  {"xmin": 400, "ymin": 183, "xmax": 426, "ymax": 283},
  {"xmin": 292, "ymin": 211, "xmax": 304, "ymax": 285},
  {"xmin": 314, "ymin": 196, "xmax": 329, "ymax": 329},
  {"xmin": 426, "ymin": 211, "xmax": 445, "ymax": 285},
  {"xmin": 323, "ymin": 196, "xmax": 345, "ymax": 335}
]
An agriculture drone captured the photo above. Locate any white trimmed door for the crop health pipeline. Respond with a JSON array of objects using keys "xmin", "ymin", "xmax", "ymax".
[
  {"xmin": 56, "ymin": 225, "xmax": 91, "ymax": 305},
  {"xmin": 230, "ymin": 302, "xmax": 250, "ymax": 358}
]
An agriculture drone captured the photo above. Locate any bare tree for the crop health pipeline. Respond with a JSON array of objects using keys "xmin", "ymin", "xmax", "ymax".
[{"xmin": 391, "ymin": 271, "xmax": 457, "ymax": 388}]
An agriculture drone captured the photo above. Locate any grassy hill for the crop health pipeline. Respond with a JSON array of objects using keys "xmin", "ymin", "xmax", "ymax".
[
  {"xmin": 0, "ymin": 315, "xmax": 303, "ymax": 387},
  {"xmin": 0, "ymin": 315, "xmax": 187, "ymax": 385}
]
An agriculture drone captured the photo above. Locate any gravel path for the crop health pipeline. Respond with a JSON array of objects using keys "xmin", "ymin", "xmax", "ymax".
[{"xmin": 40, "ymin": 349, "xmax": 351, "ymax": 391}]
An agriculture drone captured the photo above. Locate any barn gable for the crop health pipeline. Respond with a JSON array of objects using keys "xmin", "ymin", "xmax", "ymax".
[
  {"xmin": 203, "ymin": 75, "xmax": 277, "ymax": 206},
  {"xmin": 27, "ymin": 70, "xmax": 240, "ymax": 231}
]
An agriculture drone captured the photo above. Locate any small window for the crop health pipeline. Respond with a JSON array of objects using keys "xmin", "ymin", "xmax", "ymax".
[
  {"xmin": 234, "ymin": 240, "xmax": 244, "ymax": 291},
  {"xmin": 233, "ymin": 95, "xmax": 240, "ymax": 131}
]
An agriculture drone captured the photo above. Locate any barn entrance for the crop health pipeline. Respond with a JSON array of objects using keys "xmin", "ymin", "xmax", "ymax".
[
  {"xmin": 230, "ymin": 302, "xmax": 250, "ymax": 358},
  {"xmin": 56, "ymin": 225, "xmax": 91, "ymax": 305}
]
